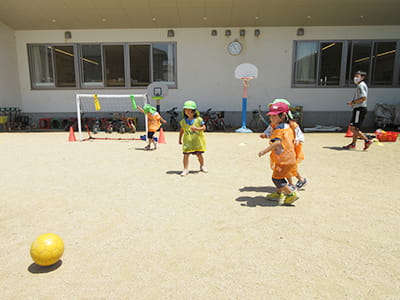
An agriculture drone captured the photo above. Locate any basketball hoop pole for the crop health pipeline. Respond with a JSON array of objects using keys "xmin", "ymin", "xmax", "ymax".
[
  {"xmin": 236, "ymin": 78, "xmax": 253, "ymax": 133},
  {"xmin": 156, "ymin": 100, "xmax": 161, "ymax": 113}
]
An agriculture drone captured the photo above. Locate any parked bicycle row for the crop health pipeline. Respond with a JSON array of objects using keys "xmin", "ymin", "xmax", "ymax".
[{"xmin": 166, "ymin": 107, "xmax": 228, "ymax": 132}]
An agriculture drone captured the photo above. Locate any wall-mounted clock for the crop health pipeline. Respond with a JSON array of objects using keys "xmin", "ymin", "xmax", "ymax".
[{"xmin": 228, "ymin": 41, "xmax": 242, "ymax": 55}]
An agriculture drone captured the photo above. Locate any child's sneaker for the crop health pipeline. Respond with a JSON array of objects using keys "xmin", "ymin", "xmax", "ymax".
[
  {"xmin": 180, "ymin": 169, "xmax": 189, "ymax": 177},
  {"xmin": 284, "ymin": 192, "xmax": 299, "ymax": 205},
  {"xmin": 200, "ymin": 166, "xmax": 208, "ymax": 173},
  {"xmin": 363, "ymin": 139, "xmax": 373, "ymax": 151},
  {"xmin": 144, "ymin": 145, "xmax": 151, "ymax": 151},
  {"xmin": 289, "ymin": 184, "xmax": 297, "ymax": 192},
  {"xmin": 266, "ymin": 192, "xmax": 284, "ymax": 201},
  {"xmin": 342, "ymin": 143, "xmax": 356, "ymax": 150},
  {"xmin": 295, "ymin": 178, "xmax": 308, "ymax": 190}
]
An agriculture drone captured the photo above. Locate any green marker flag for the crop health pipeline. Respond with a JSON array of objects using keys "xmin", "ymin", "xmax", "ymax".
[{"xmin": 130, "ymin": 95, "xmax": 137, "ymax": 110}]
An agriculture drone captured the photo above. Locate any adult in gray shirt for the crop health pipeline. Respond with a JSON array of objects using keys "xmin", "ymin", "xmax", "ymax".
[{"xmin": 343, "ymin": 71, "xmax": 372, "ymax": 151}]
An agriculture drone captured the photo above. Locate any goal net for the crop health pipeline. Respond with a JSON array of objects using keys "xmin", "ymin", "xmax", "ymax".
[{"xmin": 75, "ymin": 94, "xmax": 149, "ymax": 141}]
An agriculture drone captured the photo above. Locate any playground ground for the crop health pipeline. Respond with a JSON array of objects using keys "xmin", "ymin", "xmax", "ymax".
[{"xmin": 0, "ymin": 131, "xmax": 399, "ymax": 299}]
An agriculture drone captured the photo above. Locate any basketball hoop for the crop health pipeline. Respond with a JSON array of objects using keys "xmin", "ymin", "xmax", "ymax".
[{"xmin": 234, "ymin": 63, "xmax": 258, "ymax": 133}]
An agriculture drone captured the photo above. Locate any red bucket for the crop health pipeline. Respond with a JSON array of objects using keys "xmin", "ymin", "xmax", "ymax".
[{"xmin": 375, "ymin": 131, "xmax": 399, "ymax": 142}]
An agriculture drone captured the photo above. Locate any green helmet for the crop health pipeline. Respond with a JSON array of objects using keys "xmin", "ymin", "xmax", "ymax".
[
  {"xmin": 143, "ymin": 104, "xmax": 157, "ymax": 114},
  {"xmin": 183, "ymin": 100, "xmax": 197, "ymax": 110}
]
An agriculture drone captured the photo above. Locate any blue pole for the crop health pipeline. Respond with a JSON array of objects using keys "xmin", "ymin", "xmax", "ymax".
[
  {"xmin": 235, "ymin": 79, "xmax": 252, "ymax": 133},
  {"xmin": 241, "ymin": 97, "xmax": 247, "ymax": 128}
]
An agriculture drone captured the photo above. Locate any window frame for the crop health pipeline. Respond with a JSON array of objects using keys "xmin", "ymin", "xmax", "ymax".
[
  {"xmin": 370, "ymin": 39, "xmax": 398, "ymax": 88},
  {"xmin": 52, "ymin": 44, "xmax": 79, "ymax": 89},
  {"xmin": 27, "ymin": 44, "xmax": 55, "ymax": 89},
  {"xmin": 27, "ymin": 42, "xmax": 178, "ymax": 90},
  {"xmin": 101, "ymin": 43, "xmax": 127, "ymax": 89},
  {"xmin": 28, "ymin": 43, "xmax": 79, "ymax": 90},
  {"xmin": 151, "ymin": 42, "xmax": 178, "ymax": 87},
  {"xmin": 79, "ymin": 43, "xmax": 105, "ymax": 89},
  {"xmin": 291, "ymin": 40, "xmax": 318, "ymax": 88},
  {"xmin": 316, "ymin": 40, "xmax": 348, "ymax": 88},
  {"xmin": 127, "ymin": 42, "xmax": 153, "ymax": 88},
  {"xmin": 292, "ymin": 39, "xmax": 400, "ymax": 88}
]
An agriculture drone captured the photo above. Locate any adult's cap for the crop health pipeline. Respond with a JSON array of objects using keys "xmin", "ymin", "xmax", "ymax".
[
  {"xmin": 267, "ymin": 102, "xmax": 290, "ymax": 115},
  {"xmin": 183, "ymin": 100, "xmax": 197, "ymax": 110}
]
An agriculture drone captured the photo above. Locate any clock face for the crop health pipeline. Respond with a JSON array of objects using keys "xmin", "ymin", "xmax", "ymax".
[{"xmin": 228, "ymin": 41, "xmax": 242, "ymax": 55}]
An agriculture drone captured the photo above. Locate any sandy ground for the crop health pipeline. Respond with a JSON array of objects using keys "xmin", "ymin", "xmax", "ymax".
[{"xmin": 0, "ymin": 131, "xmax": 399, "ymax": 300}]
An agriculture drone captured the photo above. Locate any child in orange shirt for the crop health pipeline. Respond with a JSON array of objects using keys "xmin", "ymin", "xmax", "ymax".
[
  {"xmin": 260, "ymin": 99, "xmax": 307, "ymax": 190},
  {"xmin": 258, "ymin": 102, "xmax": 299, "ymax": 205},
  {"xmin": 137, "ymin": 104, "xmax": 167, "ymax": 150}
]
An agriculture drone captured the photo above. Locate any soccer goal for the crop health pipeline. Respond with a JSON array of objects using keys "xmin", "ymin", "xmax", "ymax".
[{"xmin": 75, "ymin": 93, "xmax": 149, "ymax": 141}]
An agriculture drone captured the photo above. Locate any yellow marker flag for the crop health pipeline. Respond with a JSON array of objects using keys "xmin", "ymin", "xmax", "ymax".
[{"xmin": 93, "ymin": 94, "xmax": 101, "ymax": 111}]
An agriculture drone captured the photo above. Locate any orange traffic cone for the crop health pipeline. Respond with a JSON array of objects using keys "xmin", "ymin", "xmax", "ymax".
[
  {"xmin": 158, "ymin": 128, "xmax": 166, "ymax": 144},
  {"xmin": 68, "ymin": 126, "xmax": 77, "ymax": 142},
  {"xmin": 345, "ymin": 126, "xmax": 353, "ymax": 137}
]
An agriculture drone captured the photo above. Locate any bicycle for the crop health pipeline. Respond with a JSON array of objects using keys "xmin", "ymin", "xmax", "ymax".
[
  {"xmin": 166, "ymin": 107, "xmax": 179, "ymax": 131},
  {"xmin": 249, "ymin": 105, "xmax": 269, "ymax": 132},
  {"xmin": 201, "ymin": 108, "xmax": 226, "ymax": 132}
]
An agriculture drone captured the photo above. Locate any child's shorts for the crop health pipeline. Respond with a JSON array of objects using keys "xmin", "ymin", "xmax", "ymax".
[
  {"xmin": 183, "ymin": 151, "xmax": 204, "ymax": 155},
  {"xmin": 147, "ymin": 131, "xmax": 156, "ymax": 139},
  {"xmin": 272, "ymin": 178, "xmax": 288, "ymax": 188}
]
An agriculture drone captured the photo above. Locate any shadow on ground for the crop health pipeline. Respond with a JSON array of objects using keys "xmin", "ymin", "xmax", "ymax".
[
  {"xmin": 323, "ymin": 146, "xmax": 365, "ymax": 152},
  {"xmin": 239, "ymin": 186, "xmax": 276, "ymax": 193},
  {"xmin": 28, "ymin": 260, "xmax": 62, "ymax": 274},
  {"xmin": 166, "ymin": 170, "xmax": 200, "ymax": 175},
  {"xmin": 129, "ymin": 147, "xmax": 156, "ymax": 151},
  {"xmin": 236, "ymin": 196, "xmax": 280, "ymax": 207}
]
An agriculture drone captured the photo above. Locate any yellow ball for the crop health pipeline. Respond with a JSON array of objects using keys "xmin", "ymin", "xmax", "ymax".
[{"xmin": 30, "ymin": 233, "xmax": 64, "ymax": 266}]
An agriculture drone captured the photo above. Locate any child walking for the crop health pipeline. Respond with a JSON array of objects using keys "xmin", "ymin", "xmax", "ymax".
[
  {"xmin": 178, "ymin": 100, "xmax": 208, "ymax": 177},
  {"xmin": 258, "ymin": 102, "xmax": 299, "ymax": 205},
  {"xmin": 260, "ymin": 99, "xmax": 307, "ymax": 191},
  {"xmin": 137, "ymin": 104, "xmax": 167, "ymax": 150}
]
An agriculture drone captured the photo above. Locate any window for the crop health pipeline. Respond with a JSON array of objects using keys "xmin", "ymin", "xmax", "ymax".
[
  {"xmin": 319, "ymin": 42, "xmax": 343, "ymax": 86},
  {"xmin": 346, "ymin": 41, "xmax": 372, "ymax": 84},
  {"xmin": 294, "ymin": 41, "xmax": 318, "ymax": 85},
  {"xmin": 371, "ymin": 42, "xmax": 396, "ymax": 86},
  {"xmin": 129, "ymin": 45, "xmax": 150, "ymax": 87},
  {"xmin": 53, "ymin": 46, "xmax": 76, "ymax": 87},
  {"xmin": 153, "ymin": 43, "xmax": 176, "ymax": 85},
  {"xmin": 28, "ymin": 42, "xmax": 177, "ymax": 89},
  {"xmin": 28, "ymin": 45, "xmax": 54, "ymax": 87},
  {"xmin": 293, "ymin": 39, "xmax": 400, "ymax": 87},
  {"xmin": 80, "ymin": 44, "xmax": 103, "ymax": 87},
  {"xmin": 104, "ymin": 45, "xmax": 125, "ymax": 87}
]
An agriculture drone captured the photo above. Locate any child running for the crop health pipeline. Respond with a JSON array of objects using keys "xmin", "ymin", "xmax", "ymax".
[
  {"xmin": 178, "ymin": 100, "xmax": 207, "ymax": 177},
  {"xmin": 260, "ymin": 99, "xmax": 308, "ymax": 190},
  {"xmin": 260, "ymin": 99, "xmax": 307, "ymax": 190},
  {"xmin": 258, "ymin": 102, "xmax": 299, "ymax": 205},
  {"xmin": 137, "ymin": 104, "xmax": 167, "ymax": 150}
]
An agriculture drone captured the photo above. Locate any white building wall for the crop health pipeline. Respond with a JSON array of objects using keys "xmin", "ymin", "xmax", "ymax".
[
  {"xmin": 14, "ymin": 26, "xmax": 400, "ymax": 119},
  {"xmin": 0, "ymin": 22, "xmax": 21, "ymax": 107}
]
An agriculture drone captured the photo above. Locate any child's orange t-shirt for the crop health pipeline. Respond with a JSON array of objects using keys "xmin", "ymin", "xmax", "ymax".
[
  {"xmin": 269, "ymin": 123, "xmax": 298, "ymax": 179},
  {"xmin": 268, "ymin": 120, "xmax": 304, "ymax": 164},
  {"xmin": 147, "ymin": 112, "xmax": 161, "ymax": 132}
]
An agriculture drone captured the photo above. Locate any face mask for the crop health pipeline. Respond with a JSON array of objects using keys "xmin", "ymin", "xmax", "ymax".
[{"xmin": 353, "ymin": 77, "xmax": 361, "ymax": 84}]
